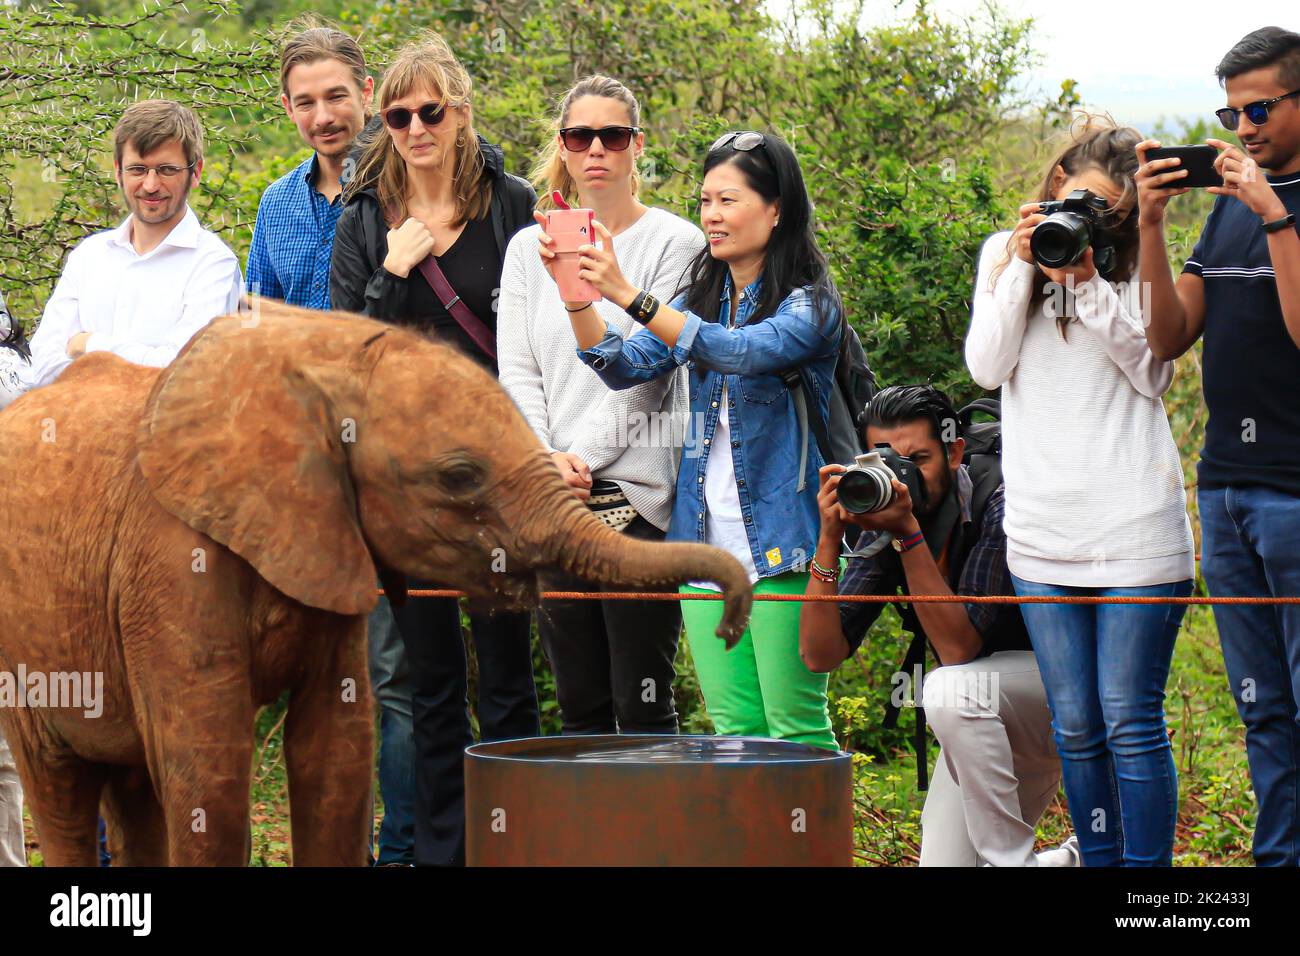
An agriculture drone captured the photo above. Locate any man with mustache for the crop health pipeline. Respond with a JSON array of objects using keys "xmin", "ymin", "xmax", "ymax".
[
  {"xmin": 245, "ymin": 23, "xmax": 374, "ymax": 309},
  {"xmin": 24, "ymin": 99, "xmax": 241, "ymax": 388},
  {"xmin": 246, "ymin": 23, "xmax": 415, "ymax": 867}
]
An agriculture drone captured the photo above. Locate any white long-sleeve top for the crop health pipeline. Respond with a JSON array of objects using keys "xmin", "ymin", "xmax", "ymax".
[
  {"xmin": 24, "ymin": 206, "xmax": 242, "ymax": 389},
  {"xmin": 965, "ymin": 232, "xmax": 1194, "ymax": 587},
  {"xmin": 497, "ymin": 207, "xmax": 704, "ymax": 531}
]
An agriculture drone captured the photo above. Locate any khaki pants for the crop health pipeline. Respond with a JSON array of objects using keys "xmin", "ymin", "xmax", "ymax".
[
  {"xmin": 0, "ymin": 728, "xmax": 25, "ymax": 867},
  {"xmin": 918, "ymin": 650, "xmax": 1062, "ymax": 867}
]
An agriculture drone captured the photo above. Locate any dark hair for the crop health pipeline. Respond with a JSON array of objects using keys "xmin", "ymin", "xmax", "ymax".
[
  {"xmin": 861, "ymin": 385, "xmax": 960, "ymax": 450},
  {"xmin": 679, "ymin": 131, "xmax": 842, "ymax": 335},
  {"xmin": 1216, "ymin": 27, "xmax": 1300, "ymax": 87}
]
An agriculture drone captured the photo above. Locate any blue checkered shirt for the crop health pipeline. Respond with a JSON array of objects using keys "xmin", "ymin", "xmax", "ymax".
[{"xmin": 246, "ymin": 153, "xmax": 345, "ymax": 310}]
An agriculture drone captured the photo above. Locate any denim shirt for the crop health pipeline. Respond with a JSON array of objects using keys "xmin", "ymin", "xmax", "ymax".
[{"xmin": 578, "ymin": 274, "xmax": 840, "ymax": 578}]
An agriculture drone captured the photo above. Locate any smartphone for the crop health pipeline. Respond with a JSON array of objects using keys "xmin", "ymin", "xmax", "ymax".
[
  {"xmin": 545, "ymin": 208, "xmax": 602, "ymax": 302},
  {"xmin": 1145, "ymin": 145, "xmax": 1224, "ymax": 189}
]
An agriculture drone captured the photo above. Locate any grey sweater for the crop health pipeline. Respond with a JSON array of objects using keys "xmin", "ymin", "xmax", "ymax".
[{"xmin": 497, "ymin": 207, "xmax": 704, "ymax": 531}]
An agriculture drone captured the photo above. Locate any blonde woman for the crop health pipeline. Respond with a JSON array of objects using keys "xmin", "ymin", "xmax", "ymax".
[{"xmin": 498, "ymin": 75, "xmax": 703, "ymax": 736}]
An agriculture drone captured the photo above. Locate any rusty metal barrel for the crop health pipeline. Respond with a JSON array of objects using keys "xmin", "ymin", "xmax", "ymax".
[{"xmin": 464, "ymin": 735, "xmax": 853, "ymax": 866}]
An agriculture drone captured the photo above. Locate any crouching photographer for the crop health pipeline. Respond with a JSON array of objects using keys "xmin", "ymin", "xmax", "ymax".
[{"xmin": 799, "ymin": 385, "xmax": 1078, "ymax": 866}]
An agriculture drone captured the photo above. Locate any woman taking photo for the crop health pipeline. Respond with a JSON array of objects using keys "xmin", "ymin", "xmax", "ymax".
[
  {"xmin": 965, "ymin": 117, "xmax": 1195, "ymax": 866},
  {"xmin": 542, "ymin": 130, "xmax": 842, "ymax": 750},
  {"xmin": 497, "ymin": 75, "xmax": 703, "ymax": 737},
  {"xmin": 330, "ymin": 33, "xmax": 539, "ymax": 867}
]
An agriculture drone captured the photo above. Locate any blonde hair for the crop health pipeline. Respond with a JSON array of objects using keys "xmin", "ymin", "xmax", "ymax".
[
  {"xmin": 531, "ymin": 75, "xmax": 641, "ymax": 211},
  {"xmin": 279, "ymin": 20, "xmax": 370, "ymax": 103},
  {"xmin": 344, "ymin": 33, "xmax": 489, "ymax": 227},
  {"xmin": 113, "ymin": 99, "xmax": 205, "ymax": 169}
]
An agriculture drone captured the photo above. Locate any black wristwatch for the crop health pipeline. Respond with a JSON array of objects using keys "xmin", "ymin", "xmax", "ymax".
[
  {"xmin": 1262, "ymin": 212, "xmax": 1296, "ymax": 234},
  {"xmin": 625, "ymin": 290, "xmax": 660, "ymax": 325}
]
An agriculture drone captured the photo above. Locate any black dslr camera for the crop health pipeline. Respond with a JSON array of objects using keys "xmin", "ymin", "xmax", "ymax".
[
  {"xmin": 835, "ymin": 444, "xmax": 926, "ymax": 515},
  {"xmin": 1030, "ymin": 188, "xmax": 1118, "ymax": 278}
]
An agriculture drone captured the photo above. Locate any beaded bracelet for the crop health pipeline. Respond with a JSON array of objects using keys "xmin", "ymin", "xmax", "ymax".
[{"xmin": 810, "ymin": 557, "xmax": 840, "ymax": 583}]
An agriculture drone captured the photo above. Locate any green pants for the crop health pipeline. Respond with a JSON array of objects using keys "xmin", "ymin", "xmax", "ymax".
[{"xmin": 681, "ymin": 572, "xmax": 838, "ymax": 751}]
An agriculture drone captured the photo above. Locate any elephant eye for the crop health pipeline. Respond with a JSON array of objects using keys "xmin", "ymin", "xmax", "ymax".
[{"xmin": 438, "ymin": 458, "xmax": 486, "ymax": 497}]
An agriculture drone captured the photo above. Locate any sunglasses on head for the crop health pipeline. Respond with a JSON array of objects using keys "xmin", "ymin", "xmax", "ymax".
[
  {"xmin": 558, "ymin": 126, "xmax": 639, "ymax": 152},
  {"xmin": 711, "ymin": 130, "xmax": 766, "ymax": 153},
  {"xmin": 381, "ymin": 102, "xmax": 449, "ymax": 131},
  {"xmin": 1216, "ymin": 88, "xmax": 1300, "ymax": 130}
]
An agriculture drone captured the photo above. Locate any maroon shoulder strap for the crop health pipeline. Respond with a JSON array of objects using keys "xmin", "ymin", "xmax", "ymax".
[{"xmin": 415, "ymin": 255, "xmax": 497, "ymax": 361}]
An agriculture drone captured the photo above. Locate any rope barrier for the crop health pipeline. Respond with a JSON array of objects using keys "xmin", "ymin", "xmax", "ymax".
[{"xmin": 389, "ymin": 588, "xmax": 1300, "ymax": 606}]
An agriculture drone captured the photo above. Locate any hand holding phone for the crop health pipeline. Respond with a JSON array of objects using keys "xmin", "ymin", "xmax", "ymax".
[
  {"xmin": 545, "ymin": 208, "xmax": 602, "ymax": 303},
  {"xmin": 1143, "ymin": 145, "xmax": 1225, "ymax": 189}
]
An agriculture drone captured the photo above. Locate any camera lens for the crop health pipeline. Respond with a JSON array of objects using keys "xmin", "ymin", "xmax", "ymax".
[
  {"xmin": 1031, "ymin": 212, "xmax": 1092, "ymax": 269},
  {"xmin": 837, "ymin": 468, "xmax": 894, "ymax": 514}
]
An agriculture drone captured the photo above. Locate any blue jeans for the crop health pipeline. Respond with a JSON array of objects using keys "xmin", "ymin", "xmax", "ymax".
[
  {"xmin": 1011, "ymin": 574, "xmax": 1191, "ymax": 866},
  {"xmin": 1199, "ymin": 484, "xmax": 1300, "ymax": 866},
  {"xmin": 368, "ymin": 596, "xmax": 416, "ymax": 866}
]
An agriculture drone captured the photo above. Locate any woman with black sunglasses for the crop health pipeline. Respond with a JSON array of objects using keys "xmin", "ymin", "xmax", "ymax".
[
  {"xmin": 498, "ymin": 75, "xmax": 704, "ymax": 738},
  {"xmin": 544, "ymin": 130, "xmax": 843, "ymax": 750},
  {"xmin": 330, "ymin": 33, "xmax": 540, "ymax": 868}
]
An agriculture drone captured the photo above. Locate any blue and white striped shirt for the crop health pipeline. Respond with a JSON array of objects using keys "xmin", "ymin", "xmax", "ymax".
[{"xmin": 246, "ymin": 153, "xmax": 345, "ymax": 310}]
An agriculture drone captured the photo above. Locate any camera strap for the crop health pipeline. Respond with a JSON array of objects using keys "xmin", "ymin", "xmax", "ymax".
[{"xmin": 881, "ymin": 484, "xmax": 963, "ymax": 792}]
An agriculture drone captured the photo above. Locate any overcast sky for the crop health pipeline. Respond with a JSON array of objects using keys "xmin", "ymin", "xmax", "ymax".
[{"xmin": 776, "ymin": 1, "xmax": 1297, "ymax": 133}]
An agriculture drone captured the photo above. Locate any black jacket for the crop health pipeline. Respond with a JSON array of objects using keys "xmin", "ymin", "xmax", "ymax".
[{"xmin": 330, "ymin": 121, "xmax": 537, "ymax": 326}]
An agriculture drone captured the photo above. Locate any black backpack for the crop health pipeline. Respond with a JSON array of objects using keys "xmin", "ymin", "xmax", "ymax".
[
  {"xmin": 782, "ymin": 317, "xmax": 878, "ymax": 482},
  {"xmin": 882, "ymin": 397, "xmax": 1003, "ymax": 790}
]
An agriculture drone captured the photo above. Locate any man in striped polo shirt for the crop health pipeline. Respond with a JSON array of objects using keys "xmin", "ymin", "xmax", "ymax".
[{"xmin": 1137, "ymin": 26, "xmax": 1300, "ymax": 866}]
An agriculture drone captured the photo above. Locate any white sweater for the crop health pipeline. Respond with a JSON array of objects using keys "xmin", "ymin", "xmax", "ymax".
[
  {"xmin": 497, "ymin": 207, "xmax": 705, "ymax": 531},
  {"xmin": 965, "ymin": 232, "xmax": 1194, "ymax": 587}
]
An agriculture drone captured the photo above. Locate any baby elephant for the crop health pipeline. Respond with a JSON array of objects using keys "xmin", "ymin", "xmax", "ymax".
[{"xmin": 0, "ymin": 301, "xmax": 751, "ymax": 866}]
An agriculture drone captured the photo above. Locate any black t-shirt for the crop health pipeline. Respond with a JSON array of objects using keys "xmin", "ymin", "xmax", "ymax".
[
  {"xmin": 1184, "ymin": 171, "xmax": 1300, "ymax": 493},
  {"xmin": 399, "ymin": 213, "xmax": 501, "ymax": 371}
]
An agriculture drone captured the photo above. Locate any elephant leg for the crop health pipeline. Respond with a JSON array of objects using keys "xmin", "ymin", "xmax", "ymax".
[
  {"xmin": 151, "ymin": 738, "xmax": 255, "ymax": 866},
  {"xmin": 117, "ymin": 570, "xmax": 259, "ymax": 866},
  {"xmin": 17, "ymin": 747, "xmax": 106, "ymax": 867},
  {"xmin": 126, "ymin": 660, "xmax": 256, "ymax": 865},
  {"xmin": 284, "ymin": 614, "xmax": 374, "ymax": 866},
  {"xmin": 101, "ymin": 765, "xmax": 167, "ymax": 866}
]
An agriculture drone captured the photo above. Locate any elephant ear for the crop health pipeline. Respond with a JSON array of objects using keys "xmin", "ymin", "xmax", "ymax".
[{"xmin": 137, "ymin": 313, "xmax": 377, "ymax": 616}]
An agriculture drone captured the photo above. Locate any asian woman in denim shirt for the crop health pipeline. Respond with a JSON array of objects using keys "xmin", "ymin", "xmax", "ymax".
[{"xmin": 539, "ymin": 130, "xmax": 843, "ymax": 749}]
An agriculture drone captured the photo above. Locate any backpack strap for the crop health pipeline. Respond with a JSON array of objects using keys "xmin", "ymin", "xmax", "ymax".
[
  {"xmin": 781, "ymin": 368, "xmax": 833, "ymax": 488},
  {"xmin": 957, "ymin": 397, "xmax": 1001, "ymax": 430}
]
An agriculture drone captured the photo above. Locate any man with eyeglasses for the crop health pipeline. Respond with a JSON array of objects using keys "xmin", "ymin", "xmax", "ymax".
[
  {"xmin": 1136, "ymin": 26, "xmax": 1300, "ymax": 867},
  {"xmin": 24, "ymin": 99, "xmax": 241, "ymax": 389}
]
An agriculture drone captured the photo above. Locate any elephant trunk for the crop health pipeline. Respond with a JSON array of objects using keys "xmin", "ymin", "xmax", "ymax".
[{"xmin": 512, "ymin": 477, "xmax": 753, "ymax": 648}]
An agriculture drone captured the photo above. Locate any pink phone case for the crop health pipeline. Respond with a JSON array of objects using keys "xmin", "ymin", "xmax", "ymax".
[{"xmin": 545, "ymin": 208, "xmax": 602, "ymax": 302}]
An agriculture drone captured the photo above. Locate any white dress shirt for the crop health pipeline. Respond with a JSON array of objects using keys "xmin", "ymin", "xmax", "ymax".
[{"xmin": 25, "ymin": 205, "xmax": 242, "ymax": 388}]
